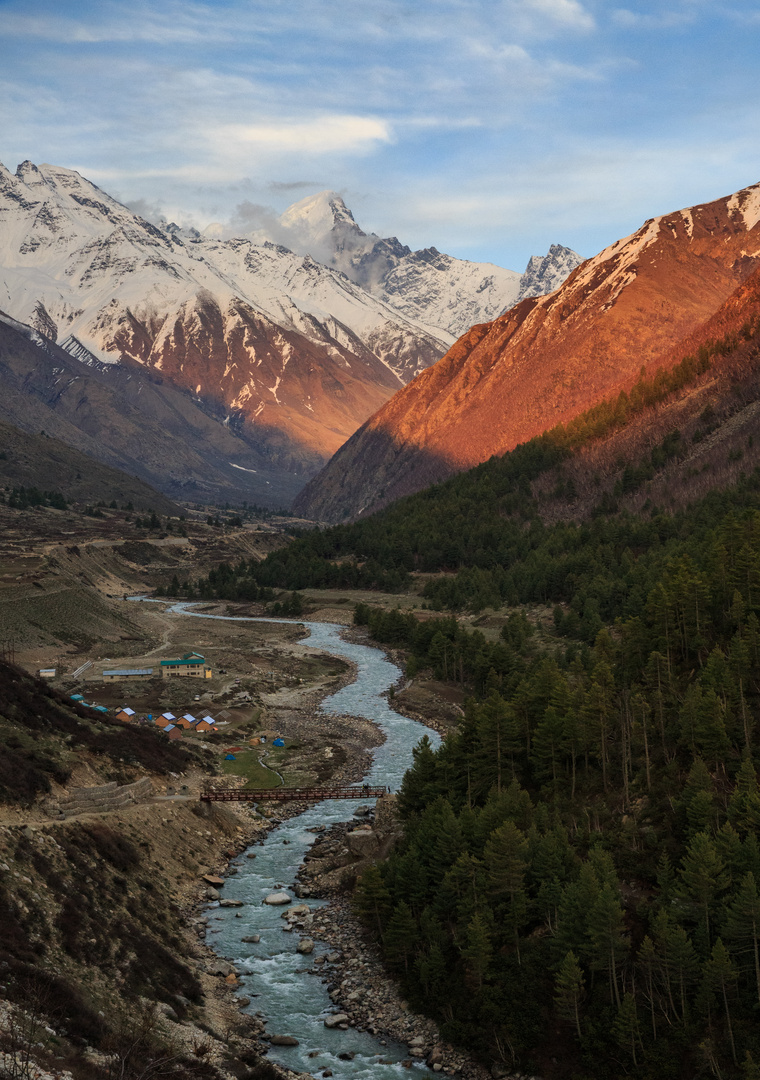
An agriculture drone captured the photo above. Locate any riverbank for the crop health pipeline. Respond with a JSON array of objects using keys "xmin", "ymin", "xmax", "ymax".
[{"xmin": 291, "ymin": 814, "xmax": 493, "ymax": 1080}]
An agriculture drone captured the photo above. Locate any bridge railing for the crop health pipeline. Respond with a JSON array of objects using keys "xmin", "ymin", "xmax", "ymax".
[{"xmin": 200, "ymin": 784, "xmax": 389, "ymax": 803}]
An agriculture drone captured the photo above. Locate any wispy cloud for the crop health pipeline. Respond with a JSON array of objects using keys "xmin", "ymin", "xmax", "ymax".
[
  {"xmin": 502, "ymin": 0, "xmax": 596, "ymax": 36},
  {"xmin": 213, "ymin": 115, "xmax": 392, "ymax": 155},
  {"xmin": 1, "ymin": 0, "xmax": 758, "ymax": 270}
]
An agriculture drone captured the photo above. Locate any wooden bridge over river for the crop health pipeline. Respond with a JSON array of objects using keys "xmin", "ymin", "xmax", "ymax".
[{"xmin": 200, "ymin": 784, "xmax": 388, "ymax": 803}]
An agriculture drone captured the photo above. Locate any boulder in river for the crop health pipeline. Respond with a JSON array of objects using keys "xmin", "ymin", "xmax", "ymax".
[
  {"xmin": 297, "ymin": 938, "xmax": 315, "ymax": 954},
  {"xmin": 269, "ymin": 1034, "xmax": 299, "ymax": 1046},
  {"xmin": 219, "ymin": 898, "xmax": 244, "ymax": 907},
  {"xmin": 283, "ymin": 903, "xmax": 310, "ymax": 920},
  {"xmin": 323, "ymin": 1013, "xmax": 349, "ymax": 1028},
  {"xmin": 241, "ymin": 935, "xmax": 260, "ymax": 943},
  {"xmin": 202, "ymin": 875, "xmax": 225, "ymax": 886},
  {"xmin": 264, "ymin": 891, "xmax": 291, "ymax": 905}
]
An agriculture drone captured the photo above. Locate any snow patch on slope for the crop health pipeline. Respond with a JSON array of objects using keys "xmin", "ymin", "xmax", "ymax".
[{"xmin": 727, "ymin": 183, "xmax": 760, "ymax": 231}]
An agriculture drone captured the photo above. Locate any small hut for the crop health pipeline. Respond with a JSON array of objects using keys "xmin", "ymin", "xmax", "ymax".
[
  {"xmin": 115, "ymin": 707, "xmax": 136, "ymax": 723},
  {"xmin": 155, "ymin": 712, "xmax": 176, "ymax": 729}
]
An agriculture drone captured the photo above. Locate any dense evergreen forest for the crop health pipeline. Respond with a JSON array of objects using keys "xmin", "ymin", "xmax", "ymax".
[{"xmin": 348, "ymin": 485, "xmax": 760, "ymax": 1078}]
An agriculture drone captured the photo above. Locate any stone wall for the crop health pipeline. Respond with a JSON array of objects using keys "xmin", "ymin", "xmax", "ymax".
[{"xmin": 53, "ymin": 776, "xmax": 154, "ymax": 818}]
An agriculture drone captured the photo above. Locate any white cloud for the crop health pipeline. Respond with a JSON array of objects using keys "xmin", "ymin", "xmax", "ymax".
[
  {"xmin": 0, "ymin": 2, "xmax": 233, "ymax": 44},
  {"xmin": 611, "ymin": 7, "xmax": 696, "ymax": 29},
  {"xmin": 502, "ymin": 0, "xmax": 595, "ymax": 36},
  {"xmin": 214, "ymin": 115, "xmax": 393, "ymax": 155}
]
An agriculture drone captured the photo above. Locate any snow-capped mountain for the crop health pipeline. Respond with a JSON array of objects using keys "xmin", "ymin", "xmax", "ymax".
[
  {"xmin": 0, "ymin": 160, "xmax": 581, "ymax": 503},
  {"xmin": 0, "ymin": 161, "xmax": 450, "ymax": 479},
  {"xmin": 276, "ymin": 191, "xmax": 583, "ymax": 338}
]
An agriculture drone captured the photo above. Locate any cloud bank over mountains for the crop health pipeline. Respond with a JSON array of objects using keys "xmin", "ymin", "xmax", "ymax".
[{"xmin": 3, "ymin": 0, "xmax": 760, "ymax": 269}]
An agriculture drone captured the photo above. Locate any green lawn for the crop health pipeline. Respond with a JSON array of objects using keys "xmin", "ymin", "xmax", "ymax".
[{"xmin": 219, "ymin": 748, "xmax": 281, "ymax": 789}]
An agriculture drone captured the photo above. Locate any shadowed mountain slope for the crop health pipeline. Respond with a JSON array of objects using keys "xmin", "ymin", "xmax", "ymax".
[{"xmin": 0, "ymin": 313, "xmax": 306, "ymax": 506}]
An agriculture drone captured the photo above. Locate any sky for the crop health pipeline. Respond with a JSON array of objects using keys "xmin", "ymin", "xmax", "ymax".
[{"xmin": 2, "ymin": 0, "xmax": 760, "ymax": 270}]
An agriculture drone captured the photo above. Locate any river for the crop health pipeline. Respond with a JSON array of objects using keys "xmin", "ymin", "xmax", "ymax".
[{"xmin": 154, "ymin": 604, "xmax": 442, "ymax": 1078}]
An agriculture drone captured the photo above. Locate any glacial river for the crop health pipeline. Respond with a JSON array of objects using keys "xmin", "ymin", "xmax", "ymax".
[{"xmin": 157, "ymin": 604, "xmax": 442, "ymax": 1078}]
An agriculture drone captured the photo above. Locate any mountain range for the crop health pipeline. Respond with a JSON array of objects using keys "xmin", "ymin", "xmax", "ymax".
[
  {"xmin": 274, "ymin": 190, "xmax": 581, "ymax": 338},
  {"xmin": 0, "ymin": 161, "xmax": 579, "ymax": 505},
  {"xmin": 295, "ymin": 180, "xmax": 760, "ymax": 521}
]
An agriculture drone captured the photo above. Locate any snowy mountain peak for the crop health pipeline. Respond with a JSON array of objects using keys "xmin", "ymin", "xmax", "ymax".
[
  {"xmin": 517, "ymin": 243, "xmax": 584, "ymax": 303},
  {"xmin": 279, "ymin": 190, "xmax": 362, "ymax": 247},
  {"xmin": 15, "ymin": 160, "xmax": 48, "ymax": 187},
  {"xmin": 274, "ymin": 191, "xmax": 582, "ymax": 338}
]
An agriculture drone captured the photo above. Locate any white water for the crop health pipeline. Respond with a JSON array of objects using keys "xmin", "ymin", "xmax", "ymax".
[{"xmin": 143, "ymin": 602, "xmax": 441, "ymax": 1077}]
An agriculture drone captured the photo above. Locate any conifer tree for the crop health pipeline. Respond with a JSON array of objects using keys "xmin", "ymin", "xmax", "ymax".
[
  {"xmin": 612, "ymin": 992, "xmax": 643, "ymax": 1067},
  {"xmin": 679, "ymin": 832, "xmax": 729, "ymax": 946},
  {"xmin": 587, "ymin": 882, "xmax": 628, "ymax": 1007},
  {"xmin": 353, "ymin": 865, "xmax": 392, "ymax": 937},
  {"xmin": 729, "ymin": 754, "xmax": 760, "ymax": 833},
  {"xmin": 704, "ymin": 938, "xmax": 738, "ymax": 1066},
  {"xmin": 725, "ymin": 871, "xmax": 760, "ymax": 1007},
  {"xmin": 460, "ymin": 912, "xmax": 493, "ymax": 990},
  {"xmin": 383, "ymin": 901, "xmax": 417, "ymax": 975},
  {"xmin": 554, "ymin": 951, "xmax": 585, "ymax": 1040},
  {"xmin": 484, "ymin": 821, "xmax": 528, "ymax": 962}
]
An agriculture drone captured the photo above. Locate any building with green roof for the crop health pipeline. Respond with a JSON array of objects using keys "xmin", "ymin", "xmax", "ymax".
[{"xmin": 159, "ymin": 652, "xmax": 212, "ymax": 679}]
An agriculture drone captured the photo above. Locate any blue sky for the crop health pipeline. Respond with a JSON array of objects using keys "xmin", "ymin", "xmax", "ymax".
[{"xmin": 2, "ymin": 0, "xmax": 760, "ymax": 270}]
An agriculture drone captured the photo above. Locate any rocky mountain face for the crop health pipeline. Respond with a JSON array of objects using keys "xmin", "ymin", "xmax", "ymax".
[
  {"xmin": 278, "ymin": 190, "xmax": 583, "ymax": 338},
  {"xmin": 295, "ymin": 181, "xmax": 760, "ymax": 522},
  {"xmin": 0, "ymin": 161, "xmax": 448, "ymax": 491},
  {"xmin": 0, "ymin": 312, "xmax": 307, "ymax": 505}
]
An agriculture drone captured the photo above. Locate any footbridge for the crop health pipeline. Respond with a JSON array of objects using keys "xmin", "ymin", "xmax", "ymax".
[{"xmin": 200, "ymin": 784, "xmax": 388, "ymax": 803}]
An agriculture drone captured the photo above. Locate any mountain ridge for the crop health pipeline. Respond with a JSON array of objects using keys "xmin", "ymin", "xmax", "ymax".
[
  {"xmin": 0, "ymin": 162, "xmax": 581, "ymax": 498},
  {"xmin": 295, "ymin": 179, "xmax": 760, "ymax": 522},
  {"xmin": 277, "ymin": 189, "xmax": 583, "ymax": 337}
]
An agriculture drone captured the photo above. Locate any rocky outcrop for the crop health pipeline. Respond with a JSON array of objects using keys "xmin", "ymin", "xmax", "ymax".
[
  {"xmin": 346, "ymin": 828, "xmax": 380, "ymax": 858},
  {"xmin": 295, "ymin": 181, "xmax": 760, "ymax": 522}
]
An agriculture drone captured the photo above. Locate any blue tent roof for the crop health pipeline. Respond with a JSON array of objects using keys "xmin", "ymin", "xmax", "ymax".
[
  {"xmin": 272, "ymin": 738, "xmax": 285, "ymax": 747},
  {"xmin": 225, "ymin": 754, "xmax": 236, "ymax": 760}
]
